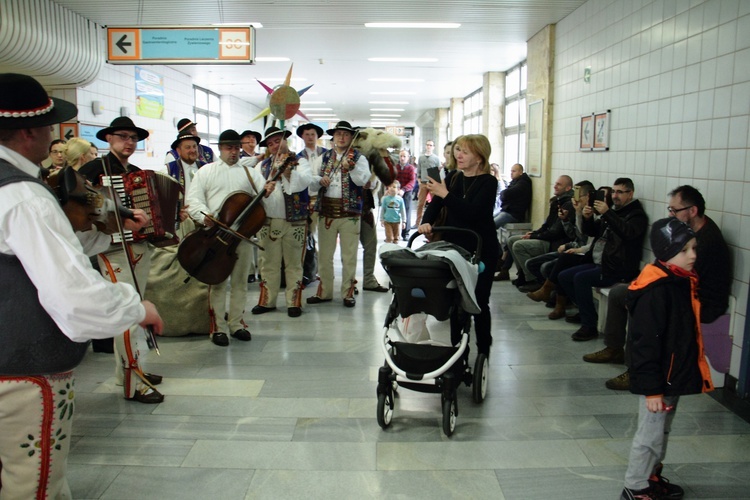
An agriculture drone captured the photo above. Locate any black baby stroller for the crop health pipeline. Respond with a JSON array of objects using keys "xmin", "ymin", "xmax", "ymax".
[{"xmin": 376, "ymin": 227, "xmax": 488, "ymax": 436}]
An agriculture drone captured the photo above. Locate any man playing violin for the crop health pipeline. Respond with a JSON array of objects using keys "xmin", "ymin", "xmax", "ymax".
[
  {"xmin": 79, "ymin": 116, "xmax": 165, "ymax": 404},
  {"xmin": 306, "ymin": 120, "xmax": 371, "ymax": 308},
  {"xmin": 0, "ymin": 73, "xmax": 163, "ymax": 499},
  {"xmin": 253, "ymin": 127, "xmax": 312, "ymax": 318},
  {"xmin": 185, "ymin": 129, "xmax": 266, "ymax": 346}
]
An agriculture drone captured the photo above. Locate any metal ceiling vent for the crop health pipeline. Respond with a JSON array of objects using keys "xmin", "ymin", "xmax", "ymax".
[{"xmin": 0, "ymin": 0, "xmax": 102, "ymax": 88}]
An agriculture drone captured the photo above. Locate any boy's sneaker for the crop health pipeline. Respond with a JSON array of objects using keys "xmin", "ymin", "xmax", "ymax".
[
  {"xmin": 649, "ymin": 464, "xmax": 684, "ymax": 499},
  {"xmin": 621, "ymin": 486, "xmax": 661, "ymax": 499}
]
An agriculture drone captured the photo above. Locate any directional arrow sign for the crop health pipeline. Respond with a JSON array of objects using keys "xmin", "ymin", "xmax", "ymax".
[
  {"xmin": 60, "ymin": 123, "xmax": 78, "ymax": 142},
  {"xmin": 106, "ymin": 26, "xmax": 254, "ymax": 65}
]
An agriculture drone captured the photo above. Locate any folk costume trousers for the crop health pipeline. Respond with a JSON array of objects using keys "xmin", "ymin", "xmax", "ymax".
[
  {"xmin": 97, "ymin": 242, "xmax": 152, "ymax": 399},
  {"xmin": 0, "ymin": 371, "xmax": 75, "ymax": 500},
  {"xmin": 209, "ymin": 241, "xmax": 253, "ymax": 334},
  {"xmin": 257, "ymin": 218, "xmax": 306, "ymax": 309},
  {"xmin": 316, "ymin": 215, "xmax": 360, "ymax": 300}
]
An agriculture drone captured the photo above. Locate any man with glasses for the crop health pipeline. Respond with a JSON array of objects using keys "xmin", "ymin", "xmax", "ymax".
[
  {"xmin": 186, "ymin": 129, "xmax": 266, "ymax": 346},
  {"xmin": 415, "ymin": 139, "xmax": 440, "ymax": 226},
  {"xmin": 80, "ymin": 117, "xmax": 165, "ymax": 403},
  {"xmin": 46, "ymin": 139, "xmax": 67, "ymax": 172},
  {"xmin": 557, "ymin": 178, "xmax": 648, "ymax": 342},
  {"xmin": 585, "ymin": 185, "xmax": 731, "ymax": 390}
]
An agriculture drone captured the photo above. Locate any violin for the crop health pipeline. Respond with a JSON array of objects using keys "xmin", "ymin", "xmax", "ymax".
[
  {"xmin": 177, "ymin": 154, "xmax": 297, "ymax": 285},
  {"xmin": 45, "ymin": 166, "xmax": 134, "ymax": 233}
]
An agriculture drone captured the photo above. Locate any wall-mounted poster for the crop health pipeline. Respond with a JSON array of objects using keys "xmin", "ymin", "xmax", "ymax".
[
  {"xmin": 593, "ymin": 110, "xmax": 610, "ymax": 151},
  {"xmin": 526, "ymin": 99, "xmax": 543, "ymax": 177},
  {"xmin": 580, "ymin": 114, "xmax": 594, "ymax": 151},
  {"xmin": 135, "ymin": 66, "xmax": 165, "ymax": 119}
]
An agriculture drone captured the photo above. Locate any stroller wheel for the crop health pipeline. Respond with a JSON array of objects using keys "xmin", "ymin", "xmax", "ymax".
[
  {"xmin": 377, "ymin": 392, "xmax": 394, "ymax": 429},
  {"xmin": 442, "ymin": 397, "xmax": 457, "ymax": 436},
  {"xmin": 472, "ymin": 353, "xmax": 489, "ymax": 403}
]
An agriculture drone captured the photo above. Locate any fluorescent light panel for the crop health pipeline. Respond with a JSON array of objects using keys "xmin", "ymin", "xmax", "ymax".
[
  {"xmin": 365, "ymin": 23, "xmax": 460, "ymax": 29},
  {"xmin": 370, "ymin": 114, "xmax": 401, "ymax": 117},
  {"xmin": 368, "ymin": 57, "xmax": 438, "ymax": 62},
  {"xmin": 370, "ymin": 108, "xmax": 405, "ymax": 111}
]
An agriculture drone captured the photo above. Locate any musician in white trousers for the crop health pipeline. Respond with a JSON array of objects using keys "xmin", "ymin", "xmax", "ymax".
[
  {"xmin": 186, "ymin": 129, "xmax": 267, "ymax": 346},
  {"xmin": 79, "ymin": 117, "xmax": 163, "ymax": 403}
]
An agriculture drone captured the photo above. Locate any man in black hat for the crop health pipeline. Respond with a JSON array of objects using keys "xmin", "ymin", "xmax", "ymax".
[
  {"xmin": 166, "ymin": 132, "xmax": 202, "ymax": 225},
  {"xmin": 296, "ymin": 123, "xmax": 328, "ymax": 283},
  {"xmin": 186, "ymin": 129, "xmax": 266, "ymax": 346},
  {"xmin": 306, "ymin": 120, "xmax": 371, "ymax": 308},
  {"xmin": 240, "ymin": 129, "xmax": 262, "ymax": 158},
  {"xmin": 0, "ymin": 73, "xmax": 163, "ymax": 499},
  {"xmin": 165, "ymin": 118, "xmax": 215, "ymax": 166},
  {"xmin": 253, "ymin": 127, "xmax": 312, "ymax": 317},
  {"xmin": 79, "ymin": 116, "xmax": 166, "ymax": 404}
]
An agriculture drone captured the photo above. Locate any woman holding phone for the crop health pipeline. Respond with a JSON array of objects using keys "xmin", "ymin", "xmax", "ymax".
[{"xmin": 417, "ymin": 134, "xmax": 500, "ymax": 356}]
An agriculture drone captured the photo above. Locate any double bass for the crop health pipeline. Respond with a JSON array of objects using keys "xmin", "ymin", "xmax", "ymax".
[{"xmin": 177, "ymin": 153, "xmax": 296, "ymax": 285}]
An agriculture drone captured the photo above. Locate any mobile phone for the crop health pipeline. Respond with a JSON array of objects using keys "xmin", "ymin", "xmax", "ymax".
[
  {"xmin": 426, "ymin": 166, "xmax": 441, "ymax": 183},
  {"xmin": 573, "ymin": 185, "xmax": 581, "ymax": 202}
]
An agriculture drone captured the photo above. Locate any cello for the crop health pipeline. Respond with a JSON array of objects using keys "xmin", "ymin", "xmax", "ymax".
[{"xmin": 177, "ymin": 153, "xmax": 296, "ymax": 285}]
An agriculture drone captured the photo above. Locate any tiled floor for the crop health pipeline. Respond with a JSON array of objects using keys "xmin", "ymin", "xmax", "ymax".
[{"xmin": 68, "ymin": 227, "xmax": 750, "ymax": 499}]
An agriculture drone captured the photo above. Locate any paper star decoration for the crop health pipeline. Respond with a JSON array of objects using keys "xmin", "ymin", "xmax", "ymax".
[{"xmin": 250, "ymin": 64, "xmax": 313, "ymax": 125}]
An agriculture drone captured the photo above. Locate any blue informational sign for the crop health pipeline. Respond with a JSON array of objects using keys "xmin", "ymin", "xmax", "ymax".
[{"xmin": 141, "ymin": 30, "xmax": 219, "ymax": 60}]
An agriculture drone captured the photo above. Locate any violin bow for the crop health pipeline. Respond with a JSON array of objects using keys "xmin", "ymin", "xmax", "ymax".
[{"xmin": 100, "ymin": 156, "xmax": 160, "ymax": 355}]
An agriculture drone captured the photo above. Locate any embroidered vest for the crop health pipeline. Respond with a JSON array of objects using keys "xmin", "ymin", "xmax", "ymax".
[
  {"xmin": 260, "ymin": 156, "xmax": 309, "ymax": 222},
  {"xmin": 0, "ymin": 160, "xmax": 89, "ymax": 375},
  {"xmin": 316, "ymin": 149, "xmax": 364, "ymax": 215}
]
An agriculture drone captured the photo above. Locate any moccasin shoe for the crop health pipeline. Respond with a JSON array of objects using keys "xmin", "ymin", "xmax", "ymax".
[
  {"xmin": 582, "ymin": 347, "xmax": 624, "ymax": 364},
  {"xmin": 343, "ymin": 297, "xmax": 356, "ymax": 308},
  {"xmin": 129, "ymin": 388, "xmax": 164, "ymax": 404},
  {"xmin": 251, "ymin": 305, "xmax": 276, "ymax": 315},
  {"xmin": 232, "ymin": 329, "xmax": 252, "ymax": 341},
  {"xmin": 211, "ymin": 332, "xmax": 229, "ymax": 347},
  {"xmin": 143, "ymin": 373, "xmax": 163, "ymax": 386},
  {"xmin": 287, "ymin": 307, "xmax": 302, "ymax": 318},
  {"xmin": 307, "ymin": 296, "xmax": 332, "ymax": 304}
]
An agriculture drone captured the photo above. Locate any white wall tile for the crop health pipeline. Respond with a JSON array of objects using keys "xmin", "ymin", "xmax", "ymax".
[
  {"xmin": 717, "ymin": 20, "xmax": 738, "ymax": 55},
  {"xmin": 726, "ymin": 148, "xmax": 747, "ymax": 181},
  {"xmin": 730, "ymin": 81, "xmax": 750, "ymax": 116},
  {"xmin": 728, "ymin": 115, "xmax": 749, "ymax": 148},
  {"xmin": 710, "ymin": 117, "xmax": 730, "ymax": 148},
  {"xmin": 712, "ymin": 85, "xmax": 732, "ymax": 118}
]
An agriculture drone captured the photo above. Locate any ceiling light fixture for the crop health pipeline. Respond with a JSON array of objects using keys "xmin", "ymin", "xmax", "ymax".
[
  {"xmin": 369, "ymin": 101, "xmax": 409, "ymax": 105},
  {"xmin": 369, "ymin": 108, "xmax": 405, "ymax": 112},
  {"xmin": 370, "ymin": 114, "xmax": 401, "ymax": 117},
  {"xmin": 368, "ymin": 78, "xmax": 424, "ymax": 82},
  {"xmin": 365, "ymin": 22, "xmax": 460, "ymax": 29},
  {"xmin": 368, "ymin": 57, "xmax": 438, "ymax": 63}
]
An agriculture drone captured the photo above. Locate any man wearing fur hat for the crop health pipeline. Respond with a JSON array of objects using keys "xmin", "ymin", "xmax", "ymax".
[
  {"xmin": 165, "ymin": 118, "xmax": 215, "ymax": 166},
  {"xmin": 240, "ymin": 129, "xmax": 262, "ymax": 158},
  {"xmin": 0, "ymin": 73, "xmax": 162, "ymax": 499},
  {"xmin": 306, "ymin": 120, "xmax": 371, "ymax": 307},
  {"xmin": 79, "ymin": 116, "xmax": 166, "ymax": 404},
  {"xmin": 186, "ymin": 129, "xmax": 266, "ymax": 346},
  {"xmin": 252, "ymin": 127, "xmax": 312, "ymax": 317}
]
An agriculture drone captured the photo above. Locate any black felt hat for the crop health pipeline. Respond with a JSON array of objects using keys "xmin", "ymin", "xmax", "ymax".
[
  {"xmin": 326, "ymin": 120, "xmax": 358, "ymax": 136},
  {"xmin": 217, "ymin": 129, "xmax": 242, "ymax": 145},
  {"xmin": 296, "ymin": 123, "xmax": 325, "ymax": 138},
  {"xmin": 259, "ymin": 126, "xmax": 292, "ymax": 147},
  {"xmin": 170, "ymin": 133, "xmax": 201, "ymax": 150},
  {"xmin": 650, "ymin": 217, "xmax": 695, "ymax": 262},
  {"xmin": 177, "ymin": 118, "xmax": 197, "ymax": 132},
  {"xmin": 0, "ymin": 73, "xmax": 78, "ymax": 129},
  {"xmin": 240, "ymin": 130, "xmax": 262, "ymax": 143},
  {"xmin": 96, "ymin": 116, "xmax": 149, "ymax": 141}
]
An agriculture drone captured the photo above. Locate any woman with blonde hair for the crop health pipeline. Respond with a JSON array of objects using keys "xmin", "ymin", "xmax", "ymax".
[
  {"xmin": 64, "ymin": 137, "xmax": 96, "ymax": 170},
  {"xmin": 417, "ymin": 134, "xmax": 500, "ymax": 356}
]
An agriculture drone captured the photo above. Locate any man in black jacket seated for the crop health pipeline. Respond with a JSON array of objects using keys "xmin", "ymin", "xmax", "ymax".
[
  {"xmin": 558, "ymin": 177, "xmax": 648, "ymax": 342},
  {"xmin": 494, "ymin": 163, "xmax": 532, "ymax": 228},
  {"xmin": 495, "ymin": 175, "xmax": 574, "ymax": 285}
]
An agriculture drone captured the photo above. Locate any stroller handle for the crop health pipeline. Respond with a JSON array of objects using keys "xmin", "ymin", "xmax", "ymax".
[{"xmin": 408, "ymin": 226, "xmax": 483, "ymax": 265}]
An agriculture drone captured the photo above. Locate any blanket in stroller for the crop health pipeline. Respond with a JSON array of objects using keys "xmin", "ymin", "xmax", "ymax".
[{"xmin": 379, "ymin": 241, "xmax": 481, "ymax": 314}]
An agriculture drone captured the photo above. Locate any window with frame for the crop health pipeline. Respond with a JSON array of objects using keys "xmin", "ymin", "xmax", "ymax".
[
  {"xmin": 194, "ymin": 85, "xmax": 221, "ymax": 145},
  {"xmin": 462, "ymin": 87, "xmax": 483, "ymax": 135},
  {"xmin": 503, "ymin": 62, "xmax": 527, "ymax": 177}
]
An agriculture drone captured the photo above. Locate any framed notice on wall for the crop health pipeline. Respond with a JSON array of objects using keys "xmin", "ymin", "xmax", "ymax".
[
  {"xmin": 526, "ymin": 99, "xmax": 543, "ymax": 177},
  {"xmin": 580, "ymin": 114, "xmax": 594, "ymax": 151},
  {"xmin": 593, "ymin": 110, "xmax": 610, "ymax": 151}
]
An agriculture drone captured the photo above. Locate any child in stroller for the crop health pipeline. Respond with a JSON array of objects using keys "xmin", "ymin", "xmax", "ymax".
[{"xmin": 376, "ymin": 227, "xmax": 488, "ymax": 436}]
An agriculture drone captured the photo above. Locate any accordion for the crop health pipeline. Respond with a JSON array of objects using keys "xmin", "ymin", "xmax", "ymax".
[{"xmin": 102, "ymin": 170, "xmax": 182, "ymax": 247}]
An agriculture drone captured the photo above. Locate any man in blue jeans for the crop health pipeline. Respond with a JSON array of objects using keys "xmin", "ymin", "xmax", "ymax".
[{"xmin": 558, "ymin": 178, "xmax": 648, "ymax": 341}]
